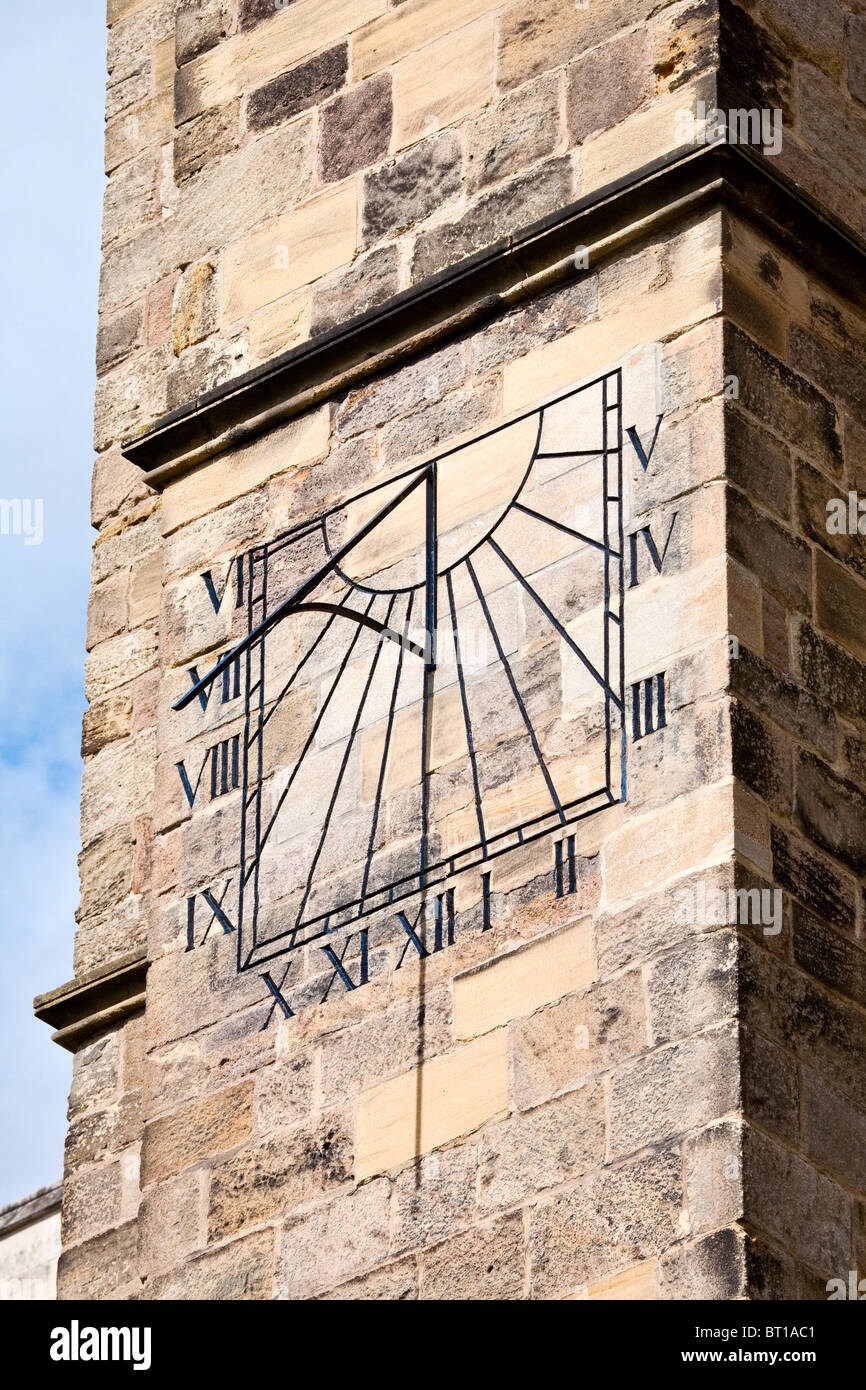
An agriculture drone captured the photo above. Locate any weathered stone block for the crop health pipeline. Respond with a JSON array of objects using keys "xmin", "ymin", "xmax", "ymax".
[
  {"xmin": 319, "ymin": 73, "xmax": 392, "ymax": 183},
  {"xmin": 648, "ymin": 932, "xmax": 738, "ymax": 1048},
  {"xmin": 511, "ymin": 969, "xmax": 647, "ymax": 1108},
  {"xmin": 742, "ymin": 1122, "xmax": 851, "ymax": 1272},
  {"xmin": 362, "ymin": 131, "xmax": 462, "ymax": 244},
  {"xmin": 310, "ymin": 245, "xmax": 401, "ymax": 338},
  {"xmin": 57, "ymin": 1221, "xmax": 139, "ymax": 1301},
  {"xmin": 146, "ymin": 1229, "xmax": 274, "ymax": 1300},
  {"xmin": 318, "ymin": 1258, "xmax": 417, "ymax": 1301},
  {"xmin": 793, "ymin": 905, "xmax": 866, "ymax": 1012},
  {"xmin": 176, "ymin": 0, "xmax": 230, "ymax": 67},
  {"xmin": 795, "ymin": 750, "xmax": 866, "ymax": 875},
  {"xmin": 742, "ymin": 1026, "xmax": 799, "ymax": 1145},
  {"xmin": 393, "ymin": 1145, "xmax": 478, "ymax": 1253},
  {"xmin": 140, "ymin": 1080, "xmax": 254, "ymax": 1185},
  {"xmin": 247, "ymin": 44, "xmax": 348, "ymax": 132},
  {"xmin": 208, "ymin": 1111, "xmax": 353, "ymax": 1240},
  {"xmin": 658, "ymin": 1227, "xmax": 745, "ymax": 1300},
  {"xmin": 138, "ymin": 1170, "xmax": 205, "ymax": 1277},
  {"xmin": 61, "ymin": 1163, "xmax": 123, "ymax": 1246},
  {"xmin": 277, "ymin": 1179, "xmax": 390, "ymax": 1298},
  {"xmin": 420, "ymin": 1213, "xmax": 525, "ymax": 1300},
  {"xmin": 683, "ymin": 1116, "xmax": 744, "ymax": 1238},
  {"xmin": 529, "ymin": 1147, "xmax": 682, "ymax": 1296},
  {"xmin": 412, "ymin": 157, "xmax": 573, "ymax": 281},
  {"xmin": 479, "ymin": 1083, "xmax": 605, "ymax": 1211},
  {"xmin": 816, "ymin": 548, "xmax": 866, "ymax": 663},
  {"xmin": 466, "ymin": 71, "xmax": 559, "ymax": 191},
  {"xmin": 174, "ymin": 102, "xmax": 239, "ymax": 184},
  {"xmin": 97, "ymin": 303, "xmax": 145, "ymax": 374},
  {"xmin": 608, "ymin": 1023, "xmax": 740, "ymax": 1159}
]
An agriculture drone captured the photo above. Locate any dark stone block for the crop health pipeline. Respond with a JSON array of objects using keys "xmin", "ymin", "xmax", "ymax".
[
  {"xmin": 411, "ymin": 157, "xmax": 573, "ymax": 281},
  {"xmin": 731, "ymin": 698, "xmax": 793, "ymax": 814},
  {"xmin": 725, "ymin": 323, "xmax": 843, "ymax": 476},
  {"xmin": 727, "ymin": 486, "xmax": 812, "ymax": 613},
  {"xmin": 247, "ymin": 44, "xmax": 347, "ymax": 131},
  {"xmin": 770, "ymin": 823, "xmax": 857, "ymax": 933},
  {"xmin": 725, "ymin": 407, "xmax": 792, "ymax": 520},
  {"xmin": 742, "ymin": 1025, "xmax": 799, "ymax": 1145},
  {"xmin": 730, "ymin": 646, "xmax": 835, "ymax": 758},
  {"xmin": 793, "ymin": 904, "xmax": 866, "ymax": 1011},
  {"xmin": 796, "ymin": 749, "xmax": 866, "ymax": 873},
  {"xmin": 363, "ymin": 132, "xmax": 462, "ymax": 244},
  {"xmin": 797, "ymin": 620, "xmax": 866, "ymax": 726},
  {"xmin": 319, "ymin": 74, "xmax": 392, "ymax": 185}
]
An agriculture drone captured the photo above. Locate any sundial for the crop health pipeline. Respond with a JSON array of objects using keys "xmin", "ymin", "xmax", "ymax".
[{"xmin": 169, "ymin": 361, "xmax": 662, "ymax": 1019}]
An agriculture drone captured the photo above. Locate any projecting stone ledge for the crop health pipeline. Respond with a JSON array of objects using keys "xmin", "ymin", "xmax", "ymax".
[{"xmin": 34, "ymin": 949, "xmax": 148, "ymax": 1053}]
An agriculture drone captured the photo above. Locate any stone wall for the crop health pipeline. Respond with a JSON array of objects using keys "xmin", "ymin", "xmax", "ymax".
[
  {"xmin": 723, "ymin": 212, "xmax": 866, "ymax": 1297},
  {"xmin": 55, "ymin": 0, "xmax": 866, "ymax": 1300}
]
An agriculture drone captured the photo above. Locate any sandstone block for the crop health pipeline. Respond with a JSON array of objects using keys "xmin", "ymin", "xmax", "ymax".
[
  {"xmin": 742, "ymin": 1026, "xmax": 799, "ymax": 1145},
  {"xmin": 140, "ymin": 1080, "xmax": 254, "ymax": 1185},
  {"xmin": 647, "ymin": 932, "xmax": 738, "ymax": 1048},
  {"xmin": 795, "ymin": 750, "xmax": 866, "ymax": 875},
  {"xmin": 354, "ymin": 0, "xmax": 501, "ymax": 81},
  {"xmin": 394, "ymin": 16, "xmax": 495, "ymax": 152},
  {"xmin": 318, "ymin": 1258, "xmax": 417, "ymax": 1301},
  {"xmin": 96, "ymin": 303, "xmax": 144, "ymax": 374},
  {"xmin": 479, "ymin": 1083, "xmax": 605, "ymax": 1211},
  {"xmin": 454, "ymin": 919, "xmax": 593, "ymax": 1040},
  {"xmin": 411, "ymin": 156, "xmax": 572, "ymax": 281},
  {"xmin": 61, "ymin": 1163, "xmax": 123, "ymax": 1246},
  {"xmin": 801, "ymin": 1065, "xmax": 866, "ymax": 1193},
  {"xmin": 682, "ymin": 1118, "xmax": 744, "ymax": 1237},
  {"xmin": 658, "ymin": 1227, "xmax": 745, "ymax": 1300},
  {"xmin": 354, "ymin": 1029, "xmax": 509, "ymax": 1179},
  {"xmin": 221, "ymin": 183, "xmax": 356, "ymax": 323},
  {"xmin": 176, "ymin": 0, "xmax": 386, "ymax": 122},
  {"xmin": 208, "ymin": 1111, "xmax": 353, "ymax": 1240},
  {"xmin": 816, "ymin": 548, "xmax": 866, "ymax": 662},
  {"xmin": 420, "ymin": 1213, "xmax": 524, "ymax": 1300},
  {"xmin": 278, "ymin": 1179, "xmax": 390, "ymax": 1298}
]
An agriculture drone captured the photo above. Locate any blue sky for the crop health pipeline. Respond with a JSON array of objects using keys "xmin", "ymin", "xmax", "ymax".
[{"xmin": 0, "ymin": 2, "xmax": 105, "ymax": 1206}]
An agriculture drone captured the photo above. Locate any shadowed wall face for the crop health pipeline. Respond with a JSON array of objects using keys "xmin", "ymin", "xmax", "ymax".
[{"xmin": 54, "ymin": 0, "xmax": 866, "ymax": 1301}]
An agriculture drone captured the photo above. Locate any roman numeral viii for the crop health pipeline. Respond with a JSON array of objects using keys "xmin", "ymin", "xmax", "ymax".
[{"xmin": 176, "ymin": 735, "xmax": 240, "ymax": 809}]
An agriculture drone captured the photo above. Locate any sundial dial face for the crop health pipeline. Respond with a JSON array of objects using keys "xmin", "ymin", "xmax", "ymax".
[{"xmin": 170, "ymin": 353, "xmax": 667, "ymax": 1014}]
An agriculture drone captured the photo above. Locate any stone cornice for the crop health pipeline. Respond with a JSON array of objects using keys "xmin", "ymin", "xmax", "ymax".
[
  {"xmin": 33, "ymin": 950, "xmax": 148, "ymax": 1053},
  {"xmin": 123, "ymin": 139, "xmax": 866, "ymax": 485}
]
